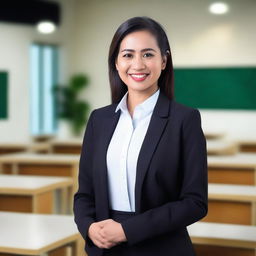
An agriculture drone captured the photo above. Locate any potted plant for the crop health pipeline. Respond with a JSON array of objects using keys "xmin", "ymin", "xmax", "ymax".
[{"xmin": 53, "ymin": 74, "xmax": 90, "ymax": 137}]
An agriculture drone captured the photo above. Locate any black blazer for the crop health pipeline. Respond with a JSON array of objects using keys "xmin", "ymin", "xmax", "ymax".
[{"xmin": 73, "ymin": 91, "xmax": 208, "ymax": 256}]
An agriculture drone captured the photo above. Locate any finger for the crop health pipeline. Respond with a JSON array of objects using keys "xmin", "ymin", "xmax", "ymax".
[
  {"xmin": 94, "ymin": 222, "xmax": 105, "ymax": 228},
  {"xmin": 94, "ymin": 231, "xmax": 106, "ymax": 242},
  {"xmin": 94, "ymin": 239, "xmax": 108, "ymax": 249},
  {"xmin": 98, "ymin": 227, "xmax": 105, "ymax": 235},
  {"xmin": 97, "ymin": 233, "xmax": 107, "ymax": 241},
  {"xmin": 101, "ymin": 241, "xmax": 117, "ymax": 249},
  {"xmin": 96, "ymin": 234, "xmax": 116, "ymax": 248},
  {"xmin": 96, "ymin": 221, "xmax": 108, "ymax": 229},
  {"xmin": 93, "ymin": 236, "xmax": 108, "ymax": 249},
  {"xmin": 96, "ymin": 231, "xmax": 113, "ymax": 245},
  {"xmin": 90, "ymin": 236, "xmax": 102, "ymax": 248}
]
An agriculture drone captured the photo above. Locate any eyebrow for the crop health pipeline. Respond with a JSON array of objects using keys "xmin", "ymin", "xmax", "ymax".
[{"xmin": 121, "ymin": 48, "xmax": 156, "ymax": 53}]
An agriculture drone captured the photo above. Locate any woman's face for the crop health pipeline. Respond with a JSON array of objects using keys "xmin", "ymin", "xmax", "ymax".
[{"xmin": 115, "ymin": 30, "xmax": 166, "ymax": 95}]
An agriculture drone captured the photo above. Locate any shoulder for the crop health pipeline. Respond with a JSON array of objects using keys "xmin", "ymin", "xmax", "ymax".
[{"xmin": 170, "ymin": 100, "xmax": 201, "ymax": 121}]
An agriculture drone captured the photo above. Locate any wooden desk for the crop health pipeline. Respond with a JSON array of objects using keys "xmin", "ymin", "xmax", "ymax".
[
  {"xmin": 0, "ymin": 153, "xmax": 80, "ymax": 207},
  {"xmin": 203, "ymin": 183, "xmax": 256, "ymax": 225},
  {"xmin": 188, "ymin": 222, "xmax": 256, "ymax": 256},
  {"xmin": 208, "ymin": 153, "xmax": 256, "ymax": 185},
  {"xmin": 207, "ymin": 140, "xmax": 238, "ymax": 155},
  {"xmin": 0, "ymin": 174, "xmax": 73, "ymax": 214},
  {"xmin": 0, "ymin": 211, "xmax": 79, "ymax": 256},
  {"xmin": 49, "ymin": 139, "xmax": 82, "ymax": 154}
]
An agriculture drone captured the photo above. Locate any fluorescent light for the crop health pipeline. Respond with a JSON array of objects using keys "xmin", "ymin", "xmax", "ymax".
[
  {"xmin": 209, "ymin": 2, "xmax": 229, "ymax": 15},
  {"xmin": 37, "ymin": 21, "xmax": 56, "ymax": 34}
]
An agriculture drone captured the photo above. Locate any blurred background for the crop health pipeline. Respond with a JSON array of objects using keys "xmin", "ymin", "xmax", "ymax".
[{"xmin": 0, "ymin": 0, "xmax": 256, "ymax": 256}]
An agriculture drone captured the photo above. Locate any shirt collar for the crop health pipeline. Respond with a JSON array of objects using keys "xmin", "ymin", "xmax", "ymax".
[{"xmin": 115, "ymin": 88, "xmax": 160, "ymax": 117}]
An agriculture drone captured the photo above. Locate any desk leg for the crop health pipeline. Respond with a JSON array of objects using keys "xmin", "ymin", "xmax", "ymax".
[
  {"xmin": 252, "ymin": 202, "xmax": 256, "ymax": 226},
  {"xmin": 71, "ymin": 164, "xmax": 78, "ymax": 213},
  {"xmin": 254, "ymin": 168, "xmax": 256, "ymax": 185},
  {"xmin": 67, "ymin": 186, "xmax": 73, "ymax": 214},
  {"xmin": 49, "ymin": 145, "xmax": 54, "ymax": 154},
  {"xmin": 48, "ymin": 245, "xmax": 68, "ymax": 256},
  {"xmin": 60, "ymin": 188, "xmax": 68, "ymax": 214},
  {"xmin": 33, "ymin": 191, "xmax": 54, "ymax": 214},
  {"xmin": 12, "ymin": 163, "xmax": 18, "ymax": 175},
  {"xmin": 68, "ymin": 240, "xmax": 79, "ymax": 256},
  {"xmin": 59, "ymin": 186, "xmax": 73, "ymax": 214},
  {"xmin": 71, "ymin": 236, "xmax": 86, "ymax": 256},
  {"xmin": 71, "ymin": 164, "xmax": 79, "ymax": 194}
]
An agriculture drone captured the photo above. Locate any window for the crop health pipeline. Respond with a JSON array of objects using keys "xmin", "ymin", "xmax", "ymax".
[{"xmin": 30, "ymin": 44, "xmax": 58, "ymax": 135}]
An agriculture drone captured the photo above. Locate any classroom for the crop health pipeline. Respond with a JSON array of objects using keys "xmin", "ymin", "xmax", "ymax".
[{"xmin": 0, "ymin": 0, "xmax": 256, "ymax": 256}]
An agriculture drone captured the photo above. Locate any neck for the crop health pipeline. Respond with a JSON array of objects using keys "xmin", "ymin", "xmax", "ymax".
[{"xmin": 127, "ymin": 86, "xmax": 159, "ymax": 117}]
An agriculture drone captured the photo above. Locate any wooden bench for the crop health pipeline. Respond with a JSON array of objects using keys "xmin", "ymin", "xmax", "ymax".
[
  {"xmin": 188, "ymin": 222, "xmax": 256, "ymax": 256},
  {"xmin": 0, "ymin": 174, "xmax": 73, "ymax": 214},
  {"xmin": 202, "ymin": 183, "xmax": 256, "ymax": 225},
  {"xmin": 0, "ymin": 211, "xmax": 80, "ymax": 256},
  {"xmin": 208, "ymin": 153, "xmax": 256, "ymax": 185}
]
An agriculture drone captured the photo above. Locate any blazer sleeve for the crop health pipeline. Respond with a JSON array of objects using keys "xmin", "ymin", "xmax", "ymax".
[
  {"xmin": 121, "ymin": 109, "xmax": 208, "ymax": 245},
  {"xmin": 73, "ymin": 110, "xmax": 96, "ymax": 246}
]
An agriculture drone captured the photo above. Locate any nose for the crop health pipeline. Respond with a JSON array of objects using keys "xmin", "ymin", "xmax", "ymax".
[{"xmin": 132, "ymin": 55, "xmax": 146, "ymax": 70}]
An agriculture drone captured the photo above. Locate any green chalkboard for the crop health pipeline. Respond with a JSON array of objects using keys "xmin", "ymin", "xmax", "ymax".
[
  {"xmin": 0, "ymin": 71, "xmax": 8, "ymax": 118},
  {"xmin": 174, "ymin": 67, "xmax": 256, "ymax": 110}
]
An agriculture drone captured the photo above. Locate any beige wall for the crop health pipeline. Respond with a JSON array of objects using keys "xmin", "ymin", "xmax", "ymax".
[
  {"xmin": 70, "ymin": 0, "xmax": 256, "ymax": 110},
  {"xmin": 0, "ymin": 0, "xmax": 74, "ymax": 142},
  {"xmin": 69, "ymin": 0, "xmax": 256, "ymax": 140},
  {"xmin": 0, "ymin": 0, "xmax": 255, "ymax": 142}
]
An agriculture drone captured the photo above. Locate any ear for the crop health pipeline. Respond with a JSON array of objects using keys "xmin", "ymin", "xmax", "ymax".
[{"xmin": 161, "ymin": 55, "xmax": 167, "ymax": 70}]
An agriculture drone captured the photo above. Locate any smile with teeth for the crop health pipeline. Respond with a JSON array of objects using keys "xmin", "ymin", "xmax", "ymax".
[
  {"xmin": 130, "ymin": 74, "xmax": 148, "ymax": 78},
  {"xmin": 129, "ymin": 73, "xmax": 149, "ymax": 81}
]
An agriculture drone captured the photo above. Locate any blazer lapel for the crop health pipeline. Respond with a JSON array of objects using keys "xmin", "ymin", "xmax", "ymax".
[
  {"xmin": 135, "ymin": 91, "xmax": 171, "ymax": 213},
  {"xmin": 95, "ymin": 91, "xmax": 171, "ymax": 217},
  {"xmin": 94, "ymin": 106, "xmax": 121, "ymax": 219}
]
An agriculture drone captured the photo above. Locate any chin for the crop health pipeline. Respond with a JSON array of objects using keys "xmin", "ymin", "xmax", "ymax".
[{"xmin": 129, "ymin": 86, "xmax": 155, "ymax": 93}]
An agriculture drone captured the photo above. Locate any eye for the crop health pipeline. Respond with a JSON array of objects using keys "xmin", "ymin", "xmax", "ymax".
[
  {"xmin": 122, "ymin": 53, "xmax": 132, "ymax": 58},
  {"xmin": 143, "ymin": 53, "xmax": 154, "ymax": 58}
]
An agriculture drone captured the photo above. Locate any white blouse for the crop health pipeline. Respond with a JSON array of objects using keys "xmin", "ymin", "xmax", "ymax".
[{"xmin": 106, "ymin": 89, "xmax": 160, "ymax": 212}]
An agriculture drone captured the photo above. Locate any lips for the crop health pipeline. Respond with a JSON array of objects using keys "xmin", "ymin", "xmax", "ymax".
[{"xmin": 129, "ymin": 73, "xmax": 149, "ymax": 82}]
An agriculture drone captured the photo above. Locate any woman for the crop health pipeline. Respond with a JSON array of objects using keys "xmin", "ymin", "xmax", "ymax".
[{"xmin": 74, "ymin": 16, "xmax": 208, "ymax": 256}]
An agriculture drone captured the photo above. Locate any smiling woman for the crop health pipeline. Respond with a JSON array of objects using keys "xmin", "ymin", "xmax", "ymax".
[
  {"xmin": 74, "ymin": 16, "xmax": 208, "ymax": 256},
  {"xmin": 115, "ymin": 30, "xmax": 166, "ymax": 111},
  {"xmin": 108, "ymin": 17, "xmax": 174, "ymax": 106}
]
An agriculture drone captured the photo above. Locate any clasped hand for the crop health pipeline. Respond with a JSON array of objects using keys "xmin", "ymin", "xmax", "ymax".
[{"xmin": 88, "ymin": 219, "xmax": 127, "ymax": 249}]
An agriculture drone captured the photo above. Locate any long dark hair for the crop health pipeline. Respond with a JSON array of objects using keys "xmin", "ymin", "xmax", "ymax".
[{"xmin": 108, "ymin": 16, "xmax": 174, "ymax": 104}]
